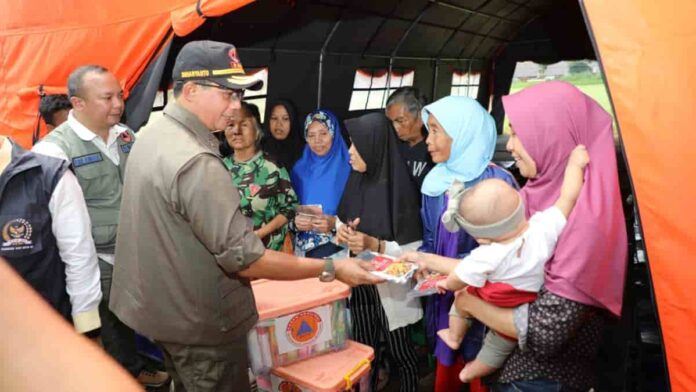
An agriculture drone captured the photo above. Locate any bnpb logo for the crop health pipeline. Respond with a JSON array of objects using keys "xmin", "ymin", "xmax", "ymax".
[{"xmin": 285, "ymin": 311, "xmax": 323, "ymax": 346}]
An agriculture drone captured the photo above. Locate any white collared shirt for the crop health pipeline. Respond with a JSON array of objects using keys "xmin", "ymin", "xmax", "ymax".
[
  {"xmin": 49, "ymin": 170, "xmax": 102, "ymax": 333},
  {"xmin": 34, "ymin": 111, "xmax": 128, "ymax": 165},
  {"xmin": 33, "ymin": 111, "xmax": 131, "ymax": 265}
]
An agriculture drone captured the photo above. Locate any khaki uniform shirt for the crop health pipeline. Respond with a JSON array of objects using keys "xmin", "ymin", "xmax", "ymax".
[{"xmin": 109, "ymin": 102, "xmax": 265, "ymax": 345}]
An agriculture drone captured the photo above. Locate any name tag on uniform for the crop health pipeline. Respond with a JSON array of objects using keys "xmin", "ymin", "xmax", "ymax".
[
  {"xmin": 120, "ymin": 143, "xmax": 133, "ymax": 154},
  {"xmin": 72, "ymin": 152, "xmax": 103, "ymax": 168}
]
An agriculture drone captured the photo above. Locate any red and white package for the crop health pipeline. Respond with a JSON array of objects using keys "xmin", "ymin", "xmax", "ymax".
[
  {"xmin": 408, "ymin": 274, "xmax": 447, "ymax": 298},
  {"xmin": 369, "ymin": 254, "xmax": 418, "ymax": 284}
]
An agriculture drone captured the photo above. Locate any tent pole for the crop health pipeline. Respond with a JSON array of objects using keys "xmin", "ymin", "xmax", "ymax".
[
  {"xmin": 240, "ymin": 47, "xmax": 482, "ymax": 62},
  {"xmin": 317, "ymin": 19, "xmax": 342, "ymax": 109},
  {"xmin": 432, "ymin": 59, "xmax": 439, "ymax": 101},
  {"xmin": 429, "ymin": 0, "xmax": 523, "ymax": 26},
  {"xmin": 385, "ymin": 3, "xmax": 431, "ymax": 107}
]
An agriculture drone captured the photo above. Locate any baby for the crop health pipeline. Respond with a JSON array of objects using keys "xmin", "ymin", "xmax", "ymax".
[{"xmin": 437, "ymin": 145, "xmax": 589, "ymax": 382}]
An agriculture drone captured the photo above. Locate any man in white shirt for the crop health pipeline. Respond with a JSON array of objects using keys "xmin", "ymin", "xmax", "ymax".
[
  {"xmin": 33, "ymin": 65, "xmax": 169, "ymax": 388},
  {"xmin": 0, "ymin": 136, "xmax": 101, "ymax": 336}
]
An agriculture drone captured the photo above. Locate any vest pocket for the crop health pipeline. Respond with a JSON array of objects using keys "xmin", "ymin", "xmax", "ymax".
[
  {"xmin": 73, "ymin": 161, "xmax": 118, "ymax": 198},
  {"xmin": 91, "ymin": 224, "xmax": 117, "ymax": 249}
]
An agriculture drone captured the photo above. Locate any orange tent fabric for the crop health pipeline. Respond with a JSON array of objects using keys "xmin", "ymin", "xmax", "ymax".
[
  {"xmin": 0, "ymin": 0, "xmax": 254, "ymax": 148},
  {"xmin": 583, "ymin": 0, "xmax": 696, "ymax": 390}
]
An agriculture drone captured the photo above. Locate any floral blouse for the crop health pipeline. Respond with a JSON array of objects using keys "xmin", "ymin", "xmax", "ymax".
[{"xmin": 224, "ymin": 152, "xmax": 298, "ymax": 251}]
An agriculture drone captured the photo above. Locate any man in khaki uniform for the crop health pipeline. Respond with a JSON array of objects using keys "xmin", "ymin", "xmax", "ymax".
[{"xmin": 109, "ymin": 41, "xmax": 382, "ymax": 392}]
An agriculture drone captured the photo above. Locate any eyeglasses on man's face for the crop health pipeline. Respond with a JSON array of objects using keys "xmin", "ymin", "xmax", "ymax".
[{"xmin": 194, "ymin": 82, "xmax": 244, "ymax": 102}]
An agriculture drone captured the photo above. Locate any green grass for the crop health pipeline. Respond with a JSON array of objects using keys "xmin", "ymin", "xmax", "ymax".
[{"xmin": 505, "ymin": 74, "xmax": 615, "ymax": 135}]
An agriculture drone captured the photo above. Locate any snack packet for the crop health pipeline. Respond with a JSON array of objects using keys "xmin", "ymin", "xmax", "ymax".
[
  {"xmin": 357, "ymin": 252, "xmax": 417, "ymax": 284},
  {"xmin": 408, "ymin": 273, "xmax": 447, "ymax": 298}
]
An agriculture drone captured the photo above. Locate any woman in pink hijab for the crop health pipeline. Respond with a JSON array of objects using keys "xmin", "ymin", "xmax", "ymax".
[{"xmin": 455, "ymin": 81, "xmax": 627, "ymax": 392}]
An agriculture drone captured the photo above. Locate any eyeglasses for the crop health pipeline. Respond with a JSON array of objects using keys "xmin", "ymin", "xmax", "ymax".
[{"xmin": 194, "ymin": 82, "xmax": 244, "ymax": 102}]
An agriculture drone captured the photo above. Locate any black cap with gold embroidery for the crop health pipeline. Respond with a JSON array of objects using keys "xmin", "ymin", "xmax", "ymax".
[{"xmin": 172, "ymin": 40, "xmax": 263, "ymax": 91}]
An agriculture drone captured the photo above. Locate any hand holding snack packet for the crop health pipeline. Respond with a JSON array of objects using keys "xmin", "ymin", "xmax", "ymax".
[
  {"xmin": 295, "ymin": 205, "xmax": 323, "ymax": 231},
  {"xmin": 435, "ymin": 279, "xmax": 450, "ymax": 295},
  {"xmin": 399, "ymin": 251, "xmax": 430, "ymax": 280},
  {"xmin": 408, "ymin": 273, "xmax": 448, "ymax": 298},
  {"xmin": 357, "ymin": 252, "xmax": 418, "ymax": 284}
]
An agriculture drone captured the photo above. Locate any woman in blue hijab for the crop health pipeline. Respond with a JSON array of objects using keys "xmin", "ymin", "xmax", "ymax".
[
  {"xmin": 403, "ymin": 96, "xmax": 518, "ymax": 392},
  {"xmin": 290, "ymin": 109, "xmax": 351, "ymax": 255}
]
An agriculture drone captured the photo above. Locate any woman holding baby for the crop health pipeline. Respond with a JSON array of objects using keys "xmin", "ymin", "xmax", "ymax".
[{"xmin": 404, "ymin": 81, "xmax": 627, "ymax": 392}]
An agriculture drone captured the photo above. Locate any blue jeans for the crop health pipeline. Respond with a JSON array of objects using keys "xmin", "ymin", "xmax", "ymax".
[{"xmin": 492, "ymin": 379, "xmax": 579, "ymax": 392}]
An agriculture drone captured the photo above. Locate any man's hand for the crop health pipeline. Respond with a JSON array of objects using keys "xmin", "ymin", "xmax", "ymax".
[
  {"xmin": 333, "ymin": 258, "xmax": 384, "ymax": 286},
  {"xmin": 568, "ymin": 144, "xmax": 590, "ymax": 169}
]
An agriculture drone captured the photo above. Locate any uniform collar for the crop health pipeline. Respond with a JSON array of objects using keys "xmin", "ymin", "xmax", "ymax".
[
  {"xmin": 67, "ymin": 110, "xmax": 128, "ymax": 142},
  {"xmin": 163, "ymin": 102, "xmax": 220, "ymax": 154}
]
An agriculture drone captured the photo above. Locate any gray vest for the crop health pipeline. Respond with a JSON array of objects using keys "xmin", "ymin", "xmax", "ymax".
[{"xmin": 44, "ymin": 123, "xmax": 134, "ymax": 253}]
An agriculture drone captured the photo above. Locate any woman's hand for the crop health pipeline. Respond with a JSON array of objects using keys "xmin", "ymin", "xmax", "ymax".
[
  {"xmin": 400, "ymin": 251, "xmax": 429, "ymax": 280},
  {"xmin": 435, "ymin": 279, "xmax": 449, "ymax": 294},
  {"xmin": 294, "ymin": 216, "xmax": 313, "ymax": 232},
  {"xmin": 256, "ymin": 216, "xmax": 288, "ymax": 239},
  {"xmin": 453, "ymin": 288, "xmax": 517, "ymax": 338},
  {"xmin": 311, "ymin": 215, "xmax": 336, "ymax": 233},
  {"xmin": 255, "ymin": 225, "xmax": 270, "ymax": 240},
  {"xmin": 345, "ymin": 230, "xmax": 378, "ymax": 254},
  {"xmin": 336, "ymin": 223, "xmax": 352, "ymax": 245},
  {"xmin": 336, "ymin": 218, "xmax": 359, "ymax": 245}
]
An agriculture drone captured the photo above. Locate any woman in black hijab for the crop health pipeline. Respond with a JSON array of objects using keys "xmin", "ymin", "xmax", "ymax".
[
  {"xmin": 337, "ymin": 112, "xmax": 422, "ymax": 392},
  {"xmin": 261, "ymin": 99, "xmax": 305, "ymax": 170}
]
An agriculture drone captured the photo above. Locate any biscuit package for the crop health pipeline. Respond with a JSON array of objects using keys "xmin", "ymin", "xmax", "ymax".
[{"xmin": 357, "ymin": 252, "xmax": 417, "ymax": 284}]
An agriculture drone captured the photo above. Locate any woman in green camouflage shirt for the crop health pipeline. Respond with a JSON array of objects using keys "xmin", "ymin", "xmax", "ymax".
[{"xmin": 222, "ymin": 102, "xmax": 298, "ymax": 251}]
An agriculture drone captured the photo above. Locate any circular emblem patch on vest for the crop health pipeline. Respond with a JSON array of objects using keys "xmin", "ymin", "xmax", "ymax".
[
  {"xmin": 285, "ymin": 311, "xmax": 323, "ymax": 346},
  {"xmin": 119, "ymin": 131, "xmax": 132, "ymax": 143},
  {"xmin": 278, "ymin": 381, "xmax": 303, "ymax": 392},
  {"xmin": 1, "ymin": 218, "xmax": 34, "ymax": 251}
]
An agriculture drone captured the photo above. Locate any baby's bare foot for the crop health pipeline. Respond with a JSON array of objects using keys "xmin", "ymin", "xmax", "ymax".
[{"xmin": 437, "ymin": 328, "xmax": 462, "ymax": 350}]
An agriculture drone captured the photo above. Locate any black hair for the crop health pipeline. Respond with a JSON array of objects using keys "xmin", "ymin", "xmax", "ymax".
[{"xmin": 39, "ymin": 94, "xmax": 72, "ymax": 126}]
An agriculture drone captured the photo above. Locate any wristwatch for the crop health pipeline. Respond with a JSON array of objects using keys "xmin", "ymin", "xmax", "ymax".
[{"xmin": 319, "ymin": 257, "xmax": 336, "ymax": 282}]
